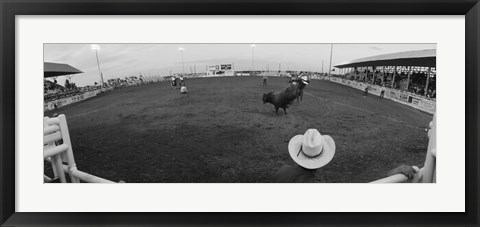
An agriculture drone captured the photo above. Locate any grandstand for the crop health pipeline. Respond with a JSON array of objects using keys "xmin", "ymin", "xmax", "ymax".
[
  {"xmin": 44, "ymin": 62, "xmax": 83, "ymax": 101},
  {"xmin": 332, "ymin": 49, "xmax": 436, "ymax": 114},
  {"xmin": 44, "ymin": 62, "xmax": 111, "ymax": 111},
  {"xmin": 334, "ymin": 49, "xmax": 436, "ymax": 98}
]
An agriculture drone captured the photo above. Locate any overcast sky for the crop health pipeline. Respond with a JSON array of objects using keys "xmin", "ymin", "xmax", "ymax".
[{"xmin": 44, "ymin": 43, "xmax": 435, "ymax": 87}]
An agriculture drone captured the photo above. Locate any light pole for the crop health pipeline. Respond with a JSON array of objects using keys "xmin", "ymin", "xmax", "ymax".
[
  {"xmin": 91, "ymin": 44, "xmax": 104, "ymax": 87},
  {"xmin": 179, "ymin": 47, "xmax": 185, "ymax": 75},
  {"xmin": 251, "ymin": 44, "xmax": 255, "ymax": 75},
  {"xmin": 328, "ymin": 44, "xmax": 333, "ymax": 77}
]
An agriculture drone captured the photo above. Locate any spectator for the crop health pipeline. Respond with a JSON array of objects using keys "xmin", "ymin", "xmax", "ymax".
[
  {"xmin": 380, "ymin": 86, "xmax": 386, "ymax": 98},
  {"xmin": 274, "ymin": 129, "xmax": 419, "ymax": 183},
  {"xmin": 387, "ymin": 165, "xmax": 418, "ymax": 179},
  {"xmin": 329, "ymin": 68, "xmax": 435, "ymax": 99},
  {"xmin": 364, "ymin": 86, "xmax": 369, "ymax": 96},
  {"xmin": 274, "ymin": 129, "xmax": 335, "ymax": 183}
]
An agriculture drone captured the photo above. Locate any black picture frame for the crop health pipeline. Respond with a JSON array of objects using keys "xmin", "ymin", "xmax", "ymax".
[{"xmin": 1, "ymin": 0, "xmax": 479, "ymax": 226}]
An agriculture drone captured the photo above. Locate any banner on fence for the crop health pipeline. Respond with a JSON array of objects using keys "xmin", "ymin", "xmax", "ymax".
[
  {"xmin": 421, "ymin": 99, "xmax": 436, "ymax": 112},
  {"xmin": 327, "ymin": 77, "xmax": 435, "ymax": 114},
  {"xmin": 44, "ymin": 88, "xmax": 112, "ymax": 112},
  {"xmin": 410, "ymin": 97, "xmax": 421, "ymax": 105},
  {"xmin": 399, "ymin": 93, "xmax": 409, "ymax": 102}
]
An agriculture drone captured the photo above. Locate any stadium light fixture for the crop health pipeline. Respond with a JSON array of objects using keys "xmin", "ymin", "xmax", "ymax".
[
  {"xmin": 91, "ymin": 44, "xmax": 101, "ymax": 52},
  {"xmin": 328, "ymin": 44, "xmax": 333, "ymax": 77},
  {"xmin": 91, "ymin": 44, "xmax": 104, "ymax": 87},
  {"xmin": 179, "ymin": 47, "xmax": 185, "ymax": 74},
  {"xmin": 251, "ymin": 44, "xmax": 255, "ymax": 74}
]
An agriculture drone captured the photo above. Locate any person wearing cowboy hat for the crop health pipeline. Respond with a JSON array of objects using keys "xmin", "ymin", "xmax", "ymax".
[
  {"xmin": 300, "ymin": 75, "xmax": 309, "ymax": 84},
  {"xmin": 274, "ymin": 129, "xmax": 418, "ymax": 183},
  {"xmin": 274, "ymin": 129, "xmax": 335, "ymax": 183}
]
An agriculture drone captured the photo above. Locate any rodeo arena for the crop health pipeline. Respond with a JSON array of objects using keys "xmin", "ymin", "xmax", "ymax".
[{"xmin": 44, "ymin": 47, "xmax": 436, "ymax": 183}]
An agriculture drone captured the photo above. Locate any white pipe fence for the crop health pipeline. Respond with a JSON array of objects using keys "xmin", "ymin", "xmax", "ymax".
[
  {"xmin": 370, "ymin": 167, "xmax": 423, "ymax": 183},
  {"xmin": 44, "ymin": 114, "xmax": 116, "ymax": 183},
  {"xmin": 370, "ymin": 112, "xmax": 436, "ymax": 183}
]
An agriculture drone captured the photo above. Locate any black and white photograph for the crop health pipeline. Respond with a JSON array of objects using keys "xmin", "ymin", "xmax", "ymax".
[
  {"xmin": 43, "ymin": 43, "xmax": 437, "ymax": 183},
  {"xmin": 3, "ymin": 0, "xmax": 478, "ymax": 223}
]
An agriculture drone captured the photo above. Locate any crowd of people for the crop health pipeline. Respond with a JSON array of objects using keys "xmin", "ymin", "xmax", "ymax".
[
  {"xmin": 340, "ymin": 68, "xmax": 436, "ymax": 100},
  {"xmin": 44, "ymin": 89, "xmax": 85, "ymax": 102},
  {"xmin": 44, "ymin": 75, "xmax": 156, "ymax": 103},
  {"xmin": 44, "ymin": 79, "xmax": 106, "ymax": 103},
  {"xmin": 107, "ymin": 76, "xmax": 152, "ymax": 88},
  {"xmin": 44, "ymin": 79, "xmax": 74, "ymax": 102}
]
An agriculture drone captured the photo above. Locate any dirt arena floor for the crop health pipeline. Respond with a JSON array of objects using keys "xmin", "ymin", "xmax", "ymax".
[{"xmin": 45, "ymin": 76, "xmax": 433, "ymax": 183}]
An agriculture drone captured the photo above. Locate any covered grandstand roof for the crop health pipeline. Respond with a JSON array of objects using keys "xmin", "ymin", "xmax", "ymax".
[
  {"xmin": 335, "ymin": 49, "xmax": 436, "ymax": 68},
  {"xmin": 44, "ymin": 62, "xmax": 83, "ymax": 78}
]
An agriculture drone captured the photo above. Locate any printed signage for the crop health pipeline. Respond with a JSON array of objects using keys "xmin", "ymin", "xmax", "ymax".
[
  {"xmin": 411, "ymin": 97, "xmax": 421, "ymax": 105},
  {"xmin": 421, "ymin": 101, "xmax": 436, "ymax": 112},
  {"xmin": 221, "ymin": 64, "xmax": 232, "ymax": 70},
  {"xmin": 208, "ymin": 65, "xmax": 217, "ymax": 71}
]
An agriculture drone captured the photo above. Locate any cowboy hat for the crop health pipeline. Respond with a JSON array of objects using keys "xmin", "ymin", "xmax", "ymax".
[
  {"xmin": 300, "ymin": 76, "xmax": 309, "ymax": 85},
  {"xmin": 288, "ymin": 129, "xmax": 335, "ymax": 169}
]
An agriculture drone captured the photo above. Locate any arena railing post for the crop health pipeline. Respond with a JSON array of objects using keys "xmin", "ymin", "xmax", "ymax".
[
  {"xmin": 59, "ymin": 114, "xmax": 80, "ymax": 183},
  {"xmin": 422, "ymin": 113, "xmax": 437, "ymax": 183},
  {"xmin": 44, "ymin": 117, "xmax": 59, "ymax": 178}
]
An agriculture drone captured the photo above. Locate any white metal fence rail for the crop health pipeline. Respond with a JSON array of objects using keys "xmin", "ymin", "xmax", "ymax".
[
  {"xmin": 43, "ymin": 114, "xmax": 116, "ymax": 183},
  {"xmin": 370, "ymin": 112, "xmax": 436, "ymax": 183}
]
